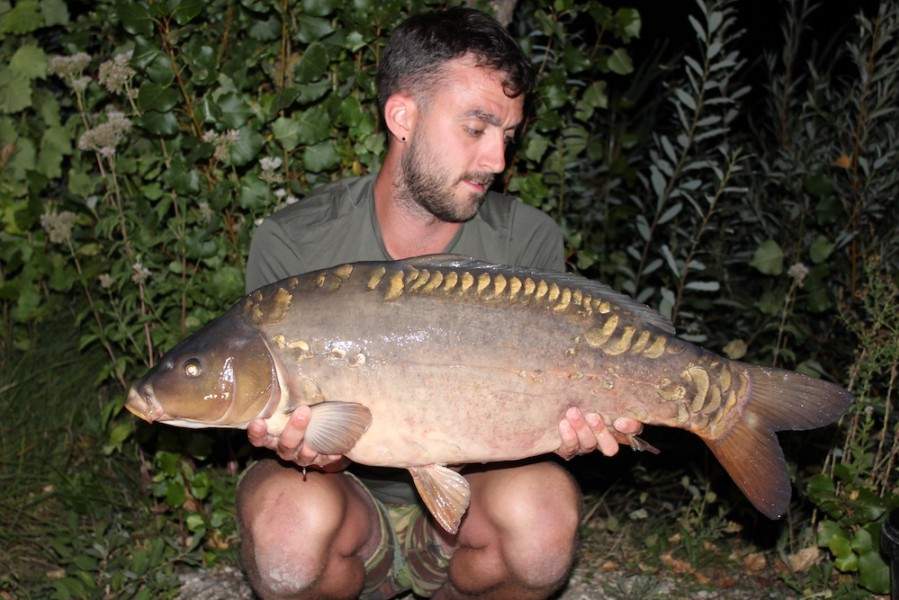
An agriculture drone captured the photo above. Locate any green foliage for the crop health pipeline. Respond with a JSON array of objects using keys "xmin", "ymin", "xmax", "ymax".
[
  {"xmin": 804, "ymin": 258, "xmax": 899, "ymax": 596},
  {"xmin": 0, "ymin": 0, "xmax": 895, "ymax": 596}
]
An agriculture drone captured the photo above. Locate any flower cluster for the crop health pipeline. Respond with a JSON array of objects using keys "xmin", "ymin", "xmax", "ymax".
[
  {"xmin": 203, "ymin": 130, "xmax": 241, "ymax": 162},
  {"xmin": 98, "ymin": 273, "xmax": 115, "ymax": 289},
  {"xmin": 787, "ymin": 262, "xmax": 809, "ymax": 287},
  {"xmin": 48, "ymin": 52, "xmax": 92, "ymax": 92},
  {"xmin": 40, "ymin": 211, "xmax": 77, "ymax": 244},
  {"xmin": 131, "ymin": 262, "xmax": 151, "ymax": 285},
  {"xmin": 98, "ymin": 51, "xmax": 136, "ymax": 98},
  {"xmin": 259, "ymin": 156, "xmax": 284, "ymax": 184},
  {"xmin": 78, "ymin": 111, "xmax": 133, "ymax": 158}
]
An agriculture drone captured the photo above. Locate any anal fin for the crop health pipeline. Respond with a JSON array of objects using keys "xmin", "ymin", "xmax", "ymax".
[
  {"xmin": 409, "ymin": 464, "xmax": 471, "ymax": 534},
  {"xmin": 304, "ymin": 401, "xmax": 372, "ymax": 455}
]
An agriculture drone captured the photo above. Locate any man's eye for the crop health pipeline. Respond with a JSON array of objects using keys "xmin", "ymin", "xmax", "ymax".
[{"xmin": 467, "ymin": 127, "xmax": 484, "ymax": 137}]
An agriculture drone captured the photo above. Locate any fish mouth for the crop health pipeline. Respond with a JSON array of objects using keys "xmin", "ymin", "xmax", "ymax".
[{"xmin": 125, "ymin": 384, "xmax": 166, "ymax": 423}]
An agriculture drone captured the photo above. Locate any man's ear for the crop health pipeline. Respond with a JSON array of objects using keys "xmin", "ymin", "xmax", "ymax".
[{"xmin": 384, "ymin": 94, "xmax": 416, "ymax": 142}]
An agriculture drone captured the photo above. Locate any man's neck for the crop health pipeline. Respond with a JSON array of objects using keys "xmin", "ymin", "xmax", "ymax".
[{"xmin": 373, "ymin": 170, "xmax": 462, "ymax": 260}]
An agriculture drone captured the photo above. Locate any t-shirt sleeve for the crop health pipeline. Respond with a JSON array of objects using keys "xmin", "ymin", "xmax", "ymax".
[{"xmin": 245, "ymin": 217, "xmax": 304, "ymax": 293}]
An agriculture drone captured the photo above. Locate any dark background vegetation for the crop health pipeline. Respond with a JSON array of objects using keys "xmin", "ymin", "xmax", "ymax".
[{"xmin": 0, "ymin": 0, "xmax": 896, "ymax": 597}]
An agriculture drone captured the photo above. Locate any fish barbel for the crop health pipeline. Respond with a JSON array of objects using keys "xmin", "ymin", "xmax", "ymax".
[{"xmin": 125, "ymin": 255, "xmax": 851, "ymax": 533}]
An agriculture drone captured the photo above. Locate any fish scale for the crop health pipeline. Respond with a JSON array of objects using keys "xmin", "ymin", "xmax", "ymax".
[{"xmin": 126, "ymin": 254, "xmax": 852, "ymax": 534}]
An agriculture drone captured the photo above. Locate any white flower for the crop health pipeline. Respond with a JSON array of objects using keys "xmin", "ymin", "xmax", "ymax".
[
  {"xmin": 787, "ymin": 263, "xmax": 809, "ymax": 287},
  {"xmin": 98, "ymin": 50, "xmax": 136, "ymax": 95},
  {"xmin": 98, "ymin": 273, "xmax": 115, "ymax": 289},
  {"xmin": 131, "ymin": 262, "xmax": 151, "ymax": 285},
  {"xmin": 198, "ymin": 201, "xmax": 215, "ymax": 223},
  {"xmin": 40, "ymin": 211, "xmax": 77, "ymax": 244},
  {"xmin": 259, "ymin": 157, "xmax": 282, "ymax": 171}
]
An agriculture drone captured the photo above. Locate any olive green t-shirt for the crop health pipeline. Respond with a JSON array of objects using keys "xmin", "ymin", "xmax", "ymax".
[
  {"xmin": 245, "ymin": 172, "xmax": 565, "ymax": 503},
  {"xmin": 246, "ymin": 173, "xmax": 564, "ymax": 291}
]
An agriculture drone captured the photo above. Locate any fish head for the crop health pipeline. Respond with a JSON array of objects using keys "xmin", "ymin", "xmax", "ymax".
[{"xmin": 125, "ymin": 312, "xmax": 280, "ymax": 429}]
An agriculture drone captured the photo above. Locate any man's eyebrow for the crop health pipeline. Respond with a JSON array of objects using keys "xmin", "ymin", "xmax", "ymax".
[{"xmin": 465, "ymin": 109, "xmax": 518, "ymax": 130}]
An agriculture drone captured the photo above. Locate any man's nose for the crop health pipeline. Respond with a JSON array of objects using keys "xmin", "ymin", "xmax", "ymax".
[{"xmin": 478, "ymin": 132, "xmax": 507, "ymax": 174}]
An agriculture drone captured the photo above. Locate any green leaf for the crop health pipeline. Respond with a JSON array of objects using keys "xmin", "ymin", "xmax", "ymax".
[
  {"xmin": 108, "ymin": 422, "xmax": 132, "ymax": 446},
  {"xmin": 809, "ymin": 235, "xmax": 834, "ymax": 264},
  {"xmin": 145, "ymin": 53, "xmax": 176, "ymax": 85},
  {"xmin": 115, "ymin": 0, "xmax": 154, "ymax": 37},
  {"xmin": 802, "ymin": 173, "xmax": 832, "ymax": 199},
  {"xmin": 524, "ymin": 135, "xmax": 549, "ymax": 162},
  {"xmin": 834, "ymin": 550, "xmax": 859, "ymax": 572},
  {"xmin": 38, "ymin": 126, "xmax": 72, "ymax": 178},
  {"xmin": 138, "ymin": 83, "xmax": 180, "ymax": 113},
  {"xmin": 616, "ymin": 7, "xmax": 642, "ymax": 38},
  {"xmin": 582, "ymin": 80, "xmax": 608, "ymax": 110},
  {"xmin": 139, "ymin": 110, "xmax": 180, "ymax": 136},
  {"xmin": 302, "ymin": 0, "xmax": 339, "ymax": 17},
  {"xmin": 165, "ymin": 480, "xmax": 186, "ymax": 507},
  {"xmin": 73, "ymin": 554, "xmax": 98, "ymax": 571},
  {"xmin": 0, "ymin": 68, "xmax": 32, "ymax": 113},
  {"xmin": 184, "ymin": 44, "xmax": 217, "ymax": 85},
  {"xmin": 131, "ymin": 548, "xmax": 149, "ymax": 575},
  {"xmin": 750, "ymin": 239, "xmax": 783, "ymax": 275},
  {"xmin": 606, "ymin": 48, "xmax": 634, "ymax": 75},
  {"xmin": 302, "ymin": 139, "xmax": 339, "ymax": 172},
  {"xmin": 173, "ymin": 0, "xmax": 204, "ymax": 25},
  {"xmin": 858, "ymin": 549, "xmax": 890, "ymax": 594},
  {"xmin": 271, "ymin": 87, "xmax": 301, "ymax": 114},
  {"xmin": 186, "ymin": 513, "xmax": 205, "ymax": 531},
  {"xmin": 10, "ymin": 44, "xmax": 47, "ymax": 79},
  {"xmin": 272, "ymin": 116, "xmax": 301, "ymax": 152},
  {"xmin": 229, "ymin": 125, "xmax": 264, "ymax": 166},
  {"xmin": 238, "ymin": 177, "xmax": 272, "ymax": 210},
  {"xmin": 296, "ymin": 42, "xmax": 329, "ymax": 84},
  {"xmin": 217, "ymin": 92, "xmax": 252, "ymax": 130},
  {"xmin": 40, "ymin": 0, "xmax": 70, "ymax": 26},
  {"xmin": 248, "ymin": 16, "xmax": 280, "ymax": 41},
  {"xmin": 0, "ymin": 0, "xmax": 43, "ymax": 35},
  {"xmin": 298, "ymin": 16, "xmax": 334, "ymax": 44}
]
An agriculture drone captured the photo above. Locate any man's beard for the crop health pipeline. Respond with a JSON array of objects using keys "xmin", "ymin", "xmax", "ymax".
[{"xmin": 399, "ymin": 136, "xmax": 494, "ymax": 223}]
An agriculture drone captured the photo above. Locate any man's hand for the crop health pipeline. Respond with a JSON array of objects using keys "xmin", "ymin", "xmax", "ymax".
[
  {"xmin": 247, "ymin": 405, "xmax": 349, "ymax": 472},
  {"xmin": 556, "ymin": 407, "xmax": 643, "ymax": 459}
]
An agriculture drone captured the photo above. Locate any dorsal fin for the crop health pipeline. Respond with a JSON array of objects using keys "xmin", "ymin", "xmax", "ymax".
[{"xmin": 399, "ymin": 254, "xmax": 676, "ymax": 336}]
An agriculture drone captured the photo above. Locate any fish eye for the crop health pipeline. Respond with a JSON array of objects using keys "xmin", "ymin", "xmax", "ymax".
[{"xmin": 183, "ymin": 359, "xmax": 202, "ymax": 378}]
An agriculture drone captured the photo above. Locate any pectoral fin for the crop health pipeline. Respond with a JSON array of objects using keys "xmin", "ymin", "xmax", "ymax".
[
  {"xmin": 409, "ymin": 464, "xmax": 471, "ymax": 534},
  {"xmin": 303, "ymin": 401, "xmax": 372, "ymax": 455}
]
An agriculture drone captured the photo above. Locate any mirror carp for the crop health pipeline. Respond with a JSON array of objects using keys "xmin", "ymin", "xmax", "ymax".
[{"xmin": 126, "ymin": 255, "xmax": 852, "ymax": 533}]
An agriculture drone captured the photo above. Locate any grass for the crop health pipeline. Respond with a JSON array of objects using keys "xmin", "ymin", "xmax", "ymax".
[{"xmin": 0, "ymin": 311, "xmax": 241, "ymax": 598}]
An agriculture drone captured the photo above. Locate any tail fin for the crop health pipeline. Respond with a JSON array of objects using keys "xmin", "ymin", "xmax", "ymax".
[{"xmin": 704, "ymin": 365, "xmax": 852, "ymax": 519}]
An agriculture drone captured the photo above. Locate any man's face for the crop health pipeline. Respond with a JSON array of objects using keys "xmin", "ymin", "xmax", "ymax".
[{"xmin": 398, "ymin": 57, "xmax": 524, "ymax": 223}]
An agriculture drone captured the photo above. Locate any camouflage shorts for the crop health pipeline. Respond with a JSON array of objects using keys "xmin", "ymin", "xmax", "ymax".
[{"xmin": 348, "ymin": 473, "xmax": 451, "ymax": 599}]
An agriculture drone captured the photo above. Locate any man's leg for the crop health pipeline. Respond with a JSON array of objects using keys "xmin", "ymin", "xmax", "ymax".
[
  {"xmin": 236, "ymin": 459, "xmax": 384, "ymax": 600},
  {"xmin": 434, "ymin": 460, "xmax": 581, "ymax": 600}
]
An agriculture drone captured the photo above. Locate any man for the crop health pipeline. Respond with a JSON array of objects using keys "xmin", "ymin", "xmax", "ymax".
[{"xmin": 237, "ymin": 7, "xmax": 642, "ymax": 599}]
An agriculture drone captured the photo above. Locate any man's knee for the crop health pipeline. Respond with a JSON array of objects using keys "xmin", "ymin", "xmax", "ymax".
[
  {"xmin": 477, "ymin": 461, "xmax": 580, "ymax": 538},
  {"xmin": 456, "ymin": 462, "xmax": 581, "ymax": 592},
  {"xmin": 236, "ymin": 460, "xmax": 357, "ymax": 598}
]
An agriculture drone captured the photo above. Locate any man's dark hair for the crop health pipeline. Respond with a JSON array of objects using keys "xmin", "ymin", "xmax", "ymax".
[{"xmin": 376, "ymin": 7, "xmax": 536, "ymax": 118}]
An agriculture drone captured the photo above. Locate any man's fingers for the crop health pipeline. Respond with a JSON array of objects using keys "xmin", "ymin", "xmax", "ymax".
[{"xmin": 588, "ymin": 413, "xmax": 620, "ymax": 457}]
